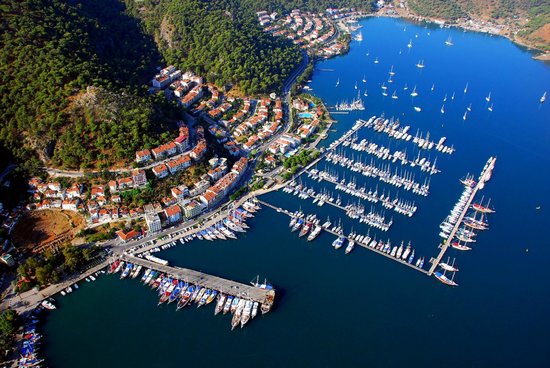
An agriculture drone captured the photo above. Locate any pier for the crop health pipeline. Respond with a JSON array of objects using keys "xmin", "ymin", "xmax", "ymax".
[
  {"xmin": 427, "ymin": 157, "xmax": 496, "ymax": 276},
  {"xmin": 256, "ymin": 199, "xmax": 428, "ymax": 275},
  {"xmin": 119, "ymin": 254, "xmax": 272, "ymax": 304}
]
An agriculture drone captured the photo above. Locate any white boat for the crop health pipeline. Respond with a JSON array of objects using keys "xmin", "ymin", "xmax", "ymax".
[
  {"xmin": 41, "ymin": 300, "xmax": 56, "ymax": 310},
  {"xmin": 467, "ymin": 103, "xmax": 472, "ymax": 112},
  {"xmin": 410, "ymin": 86, "xmax": 418, "ymax": 97},
  {"xmin": 540, "ymin": 91, "xmax": 546, "ymax": 103},
  {"xmin": 488, "ymin": 103, "xmax": 493, "ymax": 112},
  {"xmin": 391, "ymin": 91, "xmax": 398, "ymax": 99},
  {"xmin": 414, "ymin": 106, "xmax": 422, "ymax": 112},
  {"xmin": 485, "ymin": 92, "xmax": 491, "ymax": 102},
  {"xmin": 440, "ymin": 105, "xmax": 445, "ymax": 114},
  {"xmin": 407, "ymin": 39, "xmax": 412, "ymax": 48},
  {"xmin": 336, "ymin": 78, "xmax": 340, "ymax": 87},
  {"xmin": 416, "ymin": 60, "xmax": 425, "ymax": 68},
  {"xmin": 374, "ymin": 57, "xmax": 379, "ymax": 64},
  {"xmin": 431, "ymin": 84, "xmax": 435, "ymax": 92},
  {"xmin": 464, "ymin": 82, "xmax": 468, "ymax": 94},
  {"xmin": 463, "ymin": 111, "xmax": 468, "ymax": 120},
  {"xmin": 445, "ymin": 36, "xmax": 454, "ymax": 46},
  {"xmin": 362, "ymin": 75, "xmax": 366, "ymax": 83}
]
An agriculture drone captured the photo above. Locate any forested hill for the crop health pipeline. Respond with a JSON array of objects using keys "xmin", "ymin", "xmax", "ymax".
[{"xmin": 0, "ymin": 0, "xmax": 174, "ymax": 171}]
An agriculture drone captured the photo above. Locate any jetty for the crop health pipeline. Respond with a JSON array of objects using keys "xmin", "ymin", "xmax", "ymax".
[
  {"xmin": 427, "ymin": 157, "xmax": 496, "ymax": 276},
  {"xmin": 119, "ymin": 254, "xmax": 273, "ymax": 304},
  {"xmin": 256, "ymin": 199, "xmax": 428, "ymax": 275}
]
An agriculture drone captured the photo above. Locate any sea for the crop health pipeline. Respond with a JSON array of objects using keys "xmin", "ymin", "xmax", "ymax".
[{"xmin": 42, "ymin": 17, "xmax": 550, "ymax": 367}]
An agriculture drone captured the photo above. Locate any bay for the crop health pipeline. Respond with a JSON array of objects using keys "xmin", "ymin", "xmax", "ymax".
[{"xmin": 42, "ymin": 17, "xmax": 550, "ymax": 367}]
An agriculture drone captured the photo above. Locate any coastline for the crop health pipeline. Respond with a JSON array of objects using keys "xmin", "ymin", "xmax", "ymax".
[{"xmin": 372, "ymin": 10, "xmax": 549, "ymax": 61}]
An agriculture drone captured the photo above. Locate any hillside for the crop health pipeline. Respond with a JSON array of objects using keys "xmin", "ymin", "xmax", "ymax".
[
  {"xmin": 0, "ymin": 0, "xmax": 172, "ymax": 171},
  {"xmin": 407, "ymin": 0, "xmax": 550, "ymax": 50}
]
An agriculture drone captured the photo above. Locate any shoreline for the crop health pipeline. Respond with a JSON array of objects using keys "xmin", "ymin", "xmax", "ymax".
[{"xmin": 371, "ymin": 10, "xmax": 549, "ymax": 61}]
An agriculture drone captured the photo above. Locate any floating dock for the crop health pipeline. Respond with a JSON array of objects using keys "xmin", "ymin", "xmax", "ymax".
[
  {"xmin": 256, "ymin": 199, "xmax": 428, "ymax": 275},
  {"xmin": 427, "ymin": 157, "xmax": 496, "ymax": 276},
  {"xmin": 119, "ymin": 254, "xmax": 273, "ymax": 304}
]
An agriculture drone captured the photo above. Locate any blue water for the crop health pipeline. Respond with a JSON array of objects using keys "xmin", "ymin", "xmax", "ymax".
[
  {"xmin": 298, "ymin": 112, "xmax": 314, "ymax": 118},
  {"xmin": 42, "ymin": 17, "xmax": 550, "ymax": 367}
]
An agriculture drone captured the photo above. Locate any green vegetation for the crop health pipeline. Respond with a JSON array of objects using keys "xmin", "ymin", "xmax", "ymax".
[
  {"xmin": 408, "ymin": 0, "xmax": 466, "ymax": 20},
  {"xmin": 0, "ymin": 0, "xmax": 173, "ymax": 171},
  {"xmin": 229, "ymin": 185, "xmax": 248, "ymax": 200},
  {"xmin": 16, "ymin": 245, "xmax": 98, "ymax": 290},
  {"xmin": 281, "ymin": 148, "xmax": 319, "ymax": 179},
  {"xmin": 125, "ymin": 0, "xmax": 302, "ymax": 95},
  {"xmin": 0, "ymin": 309, "xmax": 19, "ymax": 358}
]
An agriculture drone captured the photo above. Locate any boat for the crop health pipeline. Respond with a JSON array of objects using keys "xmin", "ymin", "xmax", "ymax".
[
  {"xmin": 206, "ymin": 290, "xmax": 218, "ymax": 305},
  {"xmin": 414, "ymin": 106, "xmax": 422, "ymax": 112},
  {"xmin": 431, "ymin": 83, "xmax": 435, "ymax": 92},
  {"xmin": 439, "ymin": 257, "xmax": 459, "ymax": 272},
  {"xmin": 488, "ymin": 103, "xmax": 493, "ymax": 112},
  {"xmin": 169, "ymin": 281, "xmax": 184, "ymax": 304},
  {"xmin": 299, "ymin": 221, "xmax": 312, "ymax": 237},
  {"xmin": 407, "ymin": 39, "xmax": 412, "ymax": 48},
  {"xmin": 41, "ymin": 300, "xmax": 56, "ymax": 310},
  {"xmin": 452, "ymin": 241, "xmax": 472, "ymax": 251},
  {"xmin": 541, "ymin": 91, "xmax": 547, "ymax": 103},
  {"xmin": 415, "ymin": 60, "xmax": 425, "ymax": 68},
  {"xmin": 445, "ymin": 36, "xmax": 454, "ymax": 46},
  {"xmin": 485, "ymin": 92, "xmax": 491, "ymax": 102},
  {"xmin": 345, "ymin": 240, "xmax": 355, "ymax": 254},
  {"xmin": 307, "ymin": 225, "xmax": 322, "ymax": 241},
  {"xmin": 241, "ymin": 300, "xmax": 253, "ymax": 328},
  {"xmin": 354, "ymin": 81, "xmax": 358, "ymax": 90},
  {"xmin": 332, "ymin": 236, "xmax": 345, "ymax": 250},
  {"xmin": 336, "ymin": 78, "xmax": 340, "ymax": 87},
  {"xmin": 362, "ymin": 75, "xmax": 366, "ymax": 83},
  {"xmin": 389, "ymin": 65, "xmax": 395, "ymax": 76},
  {"xmin": 441, "ymin": 104, "xmax": 445, "ymax": 114},
  {"xmin": 463, "ymin": 111, "xmax": 468, "ymax": 120},
  {"xmin": 434, "ymin": 270, "xmax": 458, "ymax": 286},
  {"xmin": 232, "ymin": 299, "xmax": 246, "ymax": 330},
  {"xmin": 261, "ymin": 289, "xmax": 275, "ymax": 314},
  {"xmin": 464, "ymin": 82, "xmax": 468, "ymax": 94},
  {"xmin": 230, "ymin": 297, "xmax": 240, "ymax": 314},
  {"xmin": 467, "ymin": 103, "xmax": 472, "ymax": 112},
  {"xmin": 223, "ymin": 295, "xmax": 234, "ymax": 314},
  {"xmin": 252, "ymin": 301, "xmax": 259, "ymax": 319},
  {"xmin": 374, "ymin": 57, "xmax": 379, "ymax": 64},
  {"xmin": 391, "ymin": 91, "xmax": 398, "ymax": 99},
  {"xmin": 215, "ymin": 294, "xmax": 226, "ymax": 315},
  {"xmin": 410, "ymin": 86, "xmax": 418, "ymax": 97},
  {"xmin": 198, "ymin": 289, "xmax": 211, "ymax": 307},
  {"xmin": 354, "ymin": 30, "xmax": 363, "ymax": 42}
]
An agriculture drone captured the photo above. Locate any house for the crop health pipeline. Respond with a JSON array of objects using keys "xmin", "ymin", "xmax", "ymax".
[
  {"xmin": 171, "ymin": 186, "xmax": 188, "ymax": 201},
  {"xmin": 164, "ymin": 204, "xmax": 182, "ymax": 224},
  {"xmin": 108, "ymin": 180, "xmax": 118, "ymax": 193},
  {"xmin": 152, "ymin": 142, "xmax": 178, "ymax": 160},
  {"xmin": 61, "ymin": 198, "xmax": 79, "ymax": 211},
  {"xmin": 116, "ymin": 229, "xmax": 140, "ymax": 242},
  {"xmin": 174, "ymin": 127, "xmax": 190, "ymax": 152},
  {"xmin": 66, "ymin": 184, "xmax": 83, "ymax": 198},
  {"xmin": 117, "ymin": 177, "xmax": 134, "ymax": 190},
  {"xmin": 90, "ymin": 186, "xmax": 105, "ymax": 199},
  {"xmin": 166, "ymin": 155, "xmax": 191, "ymax": 174},
  {"xmin": 199, "ymin": 189, "xmax": 219, "ymax": 208},
  {"xmin": 190, "ymin": 140, "xmax": 207, "ymax": 161},
  {"xmin": 145, "ymin": 213, "xmax": 162, "ymax": 233},
  {"xmin": 189, "ymin": 179, "xmax": 210, "ymax": 196},
  {"xmin": 231, "ymin": 157, "xmax": 248, "ymax": 177},
  {"xmin": 135, "ymin": 149, "xmax": 151, "ymax": 163},
  {"xmin": 132, "ymin": 169, "xmax": 147, "ymax": 187},
  {"xmin": 207, "ymin": 166, "xmax": 227, "ymax": 182},
  {"xmin": 152, "ymin": 164, "xmax": 169, "ymax": 179},
  {"xmin": 183, "ymin": 200, "xmax": 205, "ymax": 218},
  {"xmin": 47, "ymin": 182, "xmax": 61, "ymax": 191},
  {"xmin": 111, "ymin": 195, "xmax": 121, "ymax": 203}
]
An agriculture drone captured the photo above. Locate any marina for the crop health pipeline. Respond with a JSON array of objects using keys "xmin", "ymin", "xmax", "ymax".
[{"xmin": 115, "ymin": 254, "xmax": 274, "ymax": 329}]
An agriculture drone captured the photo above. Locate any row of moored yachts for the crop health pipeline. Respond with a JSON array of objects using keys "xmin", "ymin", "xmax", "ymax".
[{"xmin": 110, "ymin": 259, "xmax": 273, "ymax": 330}]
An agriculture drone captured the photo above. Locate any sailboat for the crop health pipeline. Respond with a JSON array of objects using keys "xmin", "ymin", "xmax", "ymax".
[
  {"xmin": 416, "ymin": 59, "xmax": 425, "ymax": 68},
  {"xmin": 451, "ymin": 92, "xmax": 455, "ymax": 100},
  {"xmin": 441, "ymin": 104, "xmax": 445, "ymax": 114},
  {"xmin": 354, "ymin": 82, "xmax": 358, "ymax": 90},
  {"xmin": 382, "ymin": 90, "xmax": 388, "ymax": 97},
  {"xmin": 467, "ymin": 103, "xmax": 472, "ymax": 112},
  {"xmin": 335, "ymin": 78, "xmax": 340, "ymax": 87},
  {"xmin": 403, "ymin": 84, "xmax": 408, "ymax": 90},
  {"xmin": 485, "ymin": 92, "xmax": 491, "ymax": 102},
  {"xmin": 407, "ymin": 39, "xmax": 412, "ymax": 48},
  {"xmin": 362, "ymin": 75, "xmax": 366, "ymax": 83},
  {"xmin": 445, "ymin": 36, "xmax": 454, "ymax": 46},
  {"xmin": 381, "ymin": 82, "xmax": 387, "ymax": 90},
  {"xmin": 443, "ymin": 93, "xmax": 447, "ymax": 102},
  {"xmin": 363, "ymin": 89, "xmax": 368, "ymax": 97},
  {"xmin": 366, "ymin": 49, "xmax": 370, "ymax": 56},
  {"xmin": 464, "ymin": 82, "xmax": 469, "ymax": 94},
  {"xmin": 354, "ymin": 31, "xmax": 363, "ymax": 42},
  {"xmin": 414, "ymin": 106, "xmax": 422, "ymax": 112},
  {"xmin": 431, "ymin": 83, "xmax": 435, "ymax": 92},
  {"xmin": 410, "ymin": 85, "xmax": 418, "ymax": 97},
  {"xmin": 391, "ymin": 91, "xmax": 398, "ymax": 99},
  {"xmin": 540, "ymin": 91, "xmax": 547, "ymax": 103},
  {"xmin": 434, "ymin": 269, "xmax": 458, "ymax": 286},
  {"xmin": 463, "ymin": 110, "xmax": 468, "ymax": 120},
  {"xmin": 374, "ymin": 57, "xmax": 379, "ymax": 64},
  {"xmin": 488, "ymin": 103, "xmax": 493, "ymax": 112},
  {"xmin": 389, "ymin": 65, "xmax": 395, "ymax": 76}
]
